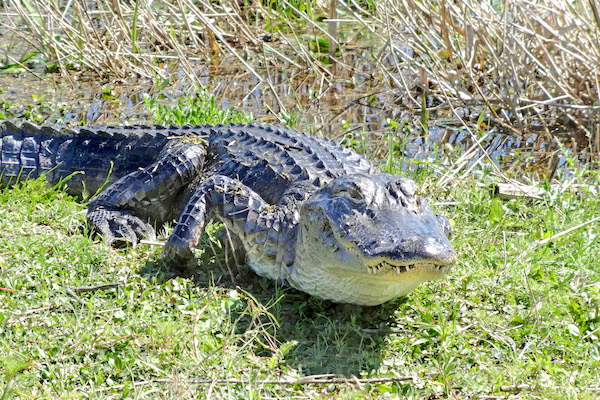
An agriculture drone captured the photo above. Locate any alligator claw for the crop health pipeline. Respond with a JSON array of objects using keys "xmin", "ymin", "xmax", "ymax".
[
  {"xmin": 87, "ymin": 207, "xmax": 156, "ymax": 247},
  {"xmin": 162, "ymin": 234, "xmax": 197, "ymax": 274}
]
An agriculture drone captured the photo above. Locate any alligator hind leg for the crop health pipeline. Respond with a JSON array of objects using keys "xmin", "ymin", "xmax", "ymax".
[
  {"xmin": 87, "ymin": 142, "xmax": 206, "ymax": 246},
  {"xmin": 164, "ymin": 175, "xmax": 270, "ymax": 273}
]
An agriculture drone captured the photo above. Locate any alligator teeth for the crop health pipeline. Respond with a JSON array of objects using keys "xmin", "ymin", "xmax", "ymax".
[
  {"xmin": 367, "ymin": 262, "xmax": 449, "ymax": 275},
  {"xmin": 366, "ymin": 263, "xmax": 414, "ymax": 273}
]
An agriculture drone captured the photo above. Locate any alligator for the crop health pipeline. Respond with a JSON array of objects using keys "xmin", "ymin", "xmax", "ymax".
[{"xmin": 0, "ymin": 120, "xmax": 457, "ymax": 305}]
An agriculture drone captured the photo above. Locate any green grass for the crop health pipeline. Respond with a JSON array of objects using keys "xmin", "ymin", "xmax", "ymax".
[
  {"xmin": 1, "ymin": 101, "xmax": 600, "ymax": 399},
  {"xmin": 143, "ymin": 91, "xmax": 254, "ymax": 127}
]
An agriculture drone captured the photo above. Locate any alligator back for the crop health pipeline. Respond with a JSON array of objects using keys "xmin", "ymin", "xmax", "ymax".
[{"xmin": 204, "ymin": 124, "xmax": 377, "ymax": 204}]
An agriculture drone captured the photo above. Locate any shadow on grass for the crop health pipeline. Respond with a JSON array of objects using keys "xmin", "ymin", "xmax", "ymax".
[
  {"xmin": 242, "ymin": 279, "xmax": 407, "ymax": 376},
  {"xmin": 139, "ymin": 258, "xmax": 405, "ymax": 376}
]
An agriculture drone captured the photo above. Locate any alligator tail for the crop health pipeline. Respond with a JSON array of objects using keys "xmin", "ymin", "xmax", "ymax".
[{"xmin": 0, "ymin": 121, "xmax": 172, "ymax": 196}]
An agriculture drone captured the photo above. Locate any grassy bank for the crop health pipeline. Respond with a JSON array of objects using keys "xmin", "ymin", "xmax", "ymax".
[
  {"xmin": 1, "ymin": 97, "xmax": 599, "ymax": 399},
  {"xmin": 1, "ymin": 0, "xmax": 600, "ymax": 398}
]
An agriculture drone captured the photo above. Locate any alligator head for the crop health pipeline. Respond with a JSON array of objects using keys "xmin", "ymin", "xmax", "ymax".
[{"xmin": 289, "ymin": 173, "xmax": 457, "ymax": 305}]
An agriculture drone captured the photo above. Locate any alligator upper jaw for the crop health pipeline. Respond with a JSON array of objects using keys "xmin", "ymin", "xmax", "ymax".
[
  {"xmin": 364, "ymin": 259, "xmax": 454, "ymax": 280},
  {"xmin": 328, "ymin": 221, "xmax": 457, "ymax": 281}
]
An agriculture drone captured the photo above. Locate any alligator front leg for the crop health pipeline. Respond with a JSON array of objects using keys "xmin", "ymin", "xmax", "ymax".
[
  {"xmin": 87, "ymin": 142, "xmax": 206, "ymax": 245},
  {"xmin": 163, "ymin": 175, "xmax": 271, "ymax": 272}
]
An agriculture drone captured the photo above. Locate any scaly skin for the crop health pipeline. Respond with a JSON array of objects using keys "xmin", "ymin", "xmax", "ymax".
[{"xmin": 0, "ymin": 120, "xmax": 457, "ymax": 305}]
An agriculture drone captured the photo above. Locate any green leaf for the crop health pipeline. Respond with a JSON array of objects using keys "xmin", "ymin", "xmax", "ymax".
[
  {"xmin": 488, "ymin": 199, "xmax": 506, "ymax": 222},
  {"xmin": 567, "ymin": 324, "xmax": 580, "ymax": 337}
]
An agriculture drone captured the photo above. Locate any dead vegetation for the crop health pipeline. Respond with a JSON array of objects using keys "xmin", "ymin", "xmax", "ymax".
[{"xmin": 1, "ymin": 0, "xmax": 599, "ymax": 172}]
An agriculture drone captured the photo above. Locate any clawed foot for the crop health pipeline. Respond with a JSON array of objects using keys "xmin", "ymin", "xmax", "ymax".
[
  {"xmin": 87, "ymin": 206, "xmax": 198, "ymax": 274},
  {"xmin": 87, "ymin": 206, "xmax": 156, "ymax": 247},
  {"xmin": 162, "ymin": 232, "xmax": 198, "ymax": 274}
]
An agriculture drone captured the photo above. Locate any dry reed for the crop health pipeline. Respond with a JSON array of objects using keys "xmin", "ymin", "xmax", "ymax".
[{"xmin": 1, "ymin": 0, "xmax": 598, "ymax": 172}]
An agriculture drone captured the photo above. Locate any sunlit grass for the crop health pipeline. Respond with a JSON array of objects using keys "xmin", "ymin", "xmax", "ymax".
[{"xmin": 1, "ymin": 95, "xmax": 599, "ymax": 398}]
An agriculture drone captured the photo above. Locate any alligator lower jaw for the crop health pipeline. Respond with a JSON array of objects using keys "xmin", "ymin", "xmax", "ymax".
[{"xmin": 365, "ymin": 260, "xmax": 452, "ymax": 278}]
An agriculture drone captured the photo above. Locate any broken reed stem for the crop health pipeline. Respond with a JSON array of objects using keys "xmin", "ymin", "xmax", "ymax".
[
  {"xmin": 531, "ymin": 215, "xmax": 600, "ymax": 247},
  {"xmin": 328, "ymin": 0, "xmax": 338, "ymax": 62},
  {"xmin": 140, "ymin": 239, "xmax": 166, "ymax": 247},
  {"xmin": 91, "ymin": 375, "xmax": 537, "ymax": 395},
  {"xmin": 188, "ymin": 375, "xmax": 416, "ymax": 385},
  {"xmin": 69, "ymin": 283, "xmax": 123, "ymax": 293}
]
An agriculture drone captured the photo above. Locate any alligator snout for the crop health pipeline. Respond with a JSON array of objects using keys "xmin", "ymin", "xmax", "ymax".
[{"xmin": 370, "ymin": 235, "xmax": 458, "ymax": 266}]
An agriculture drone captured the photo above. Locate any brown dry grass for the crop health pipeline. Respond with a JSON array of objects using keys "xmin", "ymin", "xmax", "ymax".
[{"xmin": 1, "ymin": 0, "xmax": 599, "ymax": 169}]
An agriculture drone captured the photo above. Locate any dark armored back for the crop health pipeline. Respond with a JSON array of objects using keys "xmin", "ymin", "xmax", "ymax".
[{"xmin": 0, "ymin": 121, "xmax": 174, "ymax": 196}]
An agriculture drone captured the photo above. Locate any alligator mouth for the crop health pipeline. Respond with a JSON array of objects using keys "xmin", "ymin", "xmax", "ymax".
[
  {"xmin": 366, "ymin": 260, "xmax": 451, "ymax": 275},
  {"xmin": 322, "ymin": 217, "xmax": 454, "ymax": 278}
]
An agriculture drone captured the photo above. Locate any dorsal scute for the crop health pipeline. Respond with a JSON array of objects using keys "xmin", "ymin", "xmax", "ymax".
[{"xmin": 206, "ymin": 124, "xmax": 375, "ymax": 182}]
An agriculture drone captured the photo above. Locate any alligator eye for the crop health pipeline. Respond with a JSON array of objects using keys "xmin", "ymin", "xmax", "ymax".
[{"xmin": 333, "ymin": 187, "xmax": 363, "ymax": 203}]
